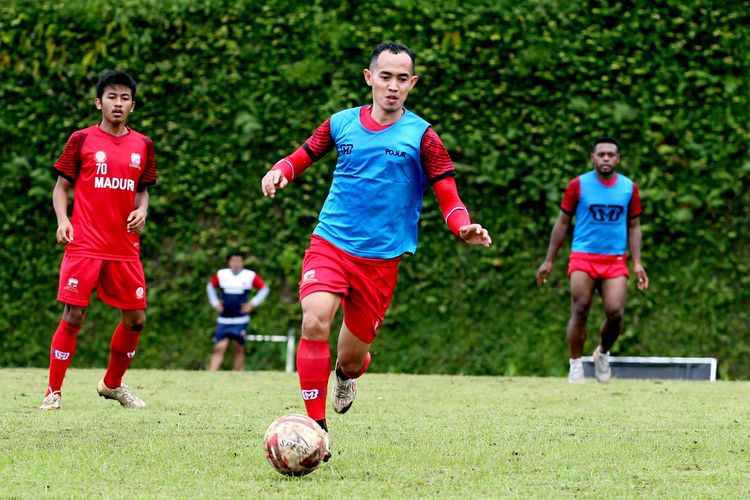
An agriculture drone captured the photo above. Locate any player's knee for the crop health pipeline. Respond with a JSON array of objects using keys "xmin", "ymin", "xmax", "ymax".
[
  {"xmin": 572, "ymin": 300, "xmax": 591, "ymax": 320},
  {"xmin": 301, "ymin": 314, "xmax": 331, "ymax": 341},
  {"xmin": 62, "ymin": 305, "xmax": 86, "ymax": 326},
  {"xmin": 123, "ymin": 311, "xmax": 146, "ymax": 331},
  {"xmin": 605, "ymin": 307, "xmax": 624, "ymax": 323}
]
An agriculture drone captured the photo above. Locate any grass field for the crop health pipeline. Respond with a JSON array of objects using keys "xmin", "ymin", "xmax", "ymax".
[{"xmin": 1, "ymin": 368, "xmax": 749, "ymax": 498}]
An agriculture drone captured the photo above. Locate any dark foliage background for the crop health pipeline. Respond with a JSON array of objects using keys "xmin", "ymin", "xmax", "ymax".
[{"xmin": 1, "ymin": 0, "xmax": 748, "ymax": 377}]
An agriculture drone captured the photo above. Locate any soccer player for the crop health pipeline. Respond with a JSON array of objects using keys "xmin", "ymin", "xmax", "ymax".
[
  {"xmin": 206, "ymin": 250, "xmax": 270, "ymax": 371},
  {"xmin": 536, "ymin": 137, "xmax": 649, "ymax": 384},
  {"xmin": 261, "ymin": 42, "xmax": 492, "ymax": 456},
  {"xmin": 39, "ymin": 70, "xmax": 157, "ymax": 410}
]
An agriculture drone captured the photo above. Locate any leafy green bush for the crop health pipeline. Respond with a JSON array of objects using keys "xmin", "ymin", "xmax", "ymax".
[{"xmin": 1, "ymin": 0, "xmax": 748, "ymax": 377}]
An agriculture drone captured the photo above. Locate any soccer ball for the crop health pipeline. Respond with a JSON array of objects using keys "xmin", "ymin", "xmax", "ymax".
[{"xmin": 263, "ymin": 414, "xmax": 328, "ymax": 476}]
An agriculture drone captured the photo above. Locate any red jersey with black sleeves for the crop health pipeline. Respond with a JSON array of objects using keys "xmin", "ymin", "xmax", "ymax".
[{"xmin": 53, "ymin": 124, "xmax": 157, "ymax": 261}]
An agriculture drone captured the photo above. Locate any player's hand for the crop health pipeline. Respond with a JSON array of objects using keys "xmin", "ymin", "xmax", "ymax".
[
  {"xmin": 261, "ymin": 169, "xmax": 289, "ymax": 198},
  {"xmin": 56, "ymin": 218, "xmax": 74, "ymax": 245},
  {"xmin": 214, "ymin": 304, "xmax": 224, "ymax": 313},
  {"xmin": 241, "ymin": 302, "xmax": 254, "ymax": 314},
  {"xmin": 127, "ymin": 206, "xmax": 148, "ymax": 234},
  {"xmin": 536, "ymin": 261, "xmax": 553, "ymax": 286},
  {"xmin": 459, "ymin": 224, "xmax": 492, "ymax": 247},
  {"xmin": 634, "ymin": 263, "xmax": 649, "ymax": 290}
]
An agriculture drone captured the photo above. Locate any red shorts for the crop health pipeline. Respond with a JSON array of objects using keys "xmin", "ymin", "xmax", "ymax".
[
  {"xmin": 299, "ymin": 236, "xmax": 399, "ymax": 344},
  {"xmin": 568, "ymin": 252, "xmax": 629, "ymax": 280},
  {"xmin": 58, "ymin": 255, "xmax": 147, "ymax": 309}
]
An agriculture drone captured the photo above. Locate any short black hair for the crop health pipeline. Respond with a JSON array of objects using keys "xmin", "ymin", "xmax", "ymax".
[
  {"xmin": 593, "ymin": 136, "xmax": 620, "ymax": 151},
  {"xmin": 96, "ymin": 70, "xmax": 137, "ymax": 101},
  {"xmin": 369, "ymin": 42, "xmax": 416, "ymax": 72},
  {"xmin": 227, "ymin": 250, "xmax": 245, "ymax": 261}
]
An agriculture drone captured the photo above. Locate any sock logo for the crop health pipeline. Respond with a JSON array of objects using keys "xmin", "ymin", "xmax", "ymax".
[
  {"xmin": 127, "ymin": 350, "xmax": 136, "ymax": 359},
  {"xmin": 54, "ymin": 350, "xmax": 71, "ymax": 360},
  {"xmin": 301, "ymin": 389, "xmax": 319, "ymax": 400}
]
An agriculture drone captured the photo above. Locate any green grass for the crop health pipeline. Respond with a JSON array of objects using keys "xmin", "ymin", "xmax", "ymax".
[{"xmin": 1, "ymin": 368, "xmax": 749, "ymax": 498}]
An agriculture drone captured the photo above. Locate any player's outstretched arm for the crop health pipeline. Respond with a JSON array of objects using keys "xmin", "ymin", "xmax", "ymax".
[
  {"xmin": 262, "ymin": 119, "xmax": 335, "ymax": 198},
  {"xmin": 536, "ymin": 211, "xmax": 571, "ymax": 286},
  {"xmin": 52, "ymin": 177, "xmax": 73, "ymax": 244},
  {"xmin": 458, "ymin": 224, "xmax": 492, "ymax": 247}
]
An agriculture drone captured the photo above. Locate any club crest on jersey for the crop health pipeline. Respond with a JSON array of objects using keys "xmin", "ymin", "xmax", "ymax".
[
  {"xmin": 301, "ymin": 389, "xmax": 319, "ymax": 400},
  {"xmin": 338, "ymin": 144, "xmax": 354, "ymax": 155},
  {"xmin": 129, "ymin": 153, "xmax": 142, "ymax": 169},
  {"xmin": 64, "ymin": 277, "xmax": 79, "ymax": 292},
  {"xmin": 95, "ymin": 151, "xmax": 107, "ymax": 162}
]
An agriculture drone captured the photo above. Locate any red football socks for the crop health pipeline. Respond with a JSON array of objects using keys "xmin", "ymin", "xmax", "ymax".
[
  {"xmin": 46, "ymin": 320, "xmax": 81, "ymax": 394},
  {"xmin": 296, "ymin": 338, "xmax": 331, "ymax": 421},
  {"xmin": 103, "ymin": 322, "xmax": 141, "ymax": 389}
]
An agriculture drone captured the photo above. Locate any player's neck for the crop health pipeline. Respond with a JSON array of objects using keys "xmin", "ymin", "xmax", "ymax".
[
  {"xmin": 369, "ymin": 105, "xmax": 404, "ymax": 126},
  {"xmin": 595, "ymin": 170, "xmax": 618, "ymax": 185},
  {"xmin": 98, "ymin": 121, "xmax": 129, "ymax": 137}
]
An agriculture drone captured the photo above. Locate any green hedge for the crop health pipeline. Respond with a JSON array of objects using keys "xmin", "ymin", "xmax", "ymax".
[{"xmin": 1, "ymin": 0, "xmax": 748, "ymax": 377}]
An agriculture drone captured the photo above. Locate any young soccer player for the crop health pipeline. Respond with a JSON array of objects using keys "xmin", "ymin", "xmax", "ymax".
[
  {"xmin": 261, "ymin": 42, "xmax": 492, "ymax": 458},
  {"xmin": 206, "ymin": 250, "xmax": 270, "ymax": 371},
  {"xmin": 40, "ymin": 70, "xmax": 157, "ymax": 410},
  {"xmin": 536, "ymin": 137, "xmax": 649, "ymax": 384}
]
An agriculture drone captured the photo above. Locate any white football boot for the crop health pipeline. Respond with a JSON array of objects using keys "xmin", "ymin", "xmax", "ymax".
[
  {"xmin": 40, "ymin": 390, "xmax": 61, "ymax": 410},
  {"xmin": 593, "ymin": 347, "xmax": 612, "ymax": 383},
  {"xmin": 332, "ymin": 376, "xmax": 357, "ymax": 414},
  {"xmin": 97, "ymin": 379, "xmax": 146, "ymax": 409},
  {"xmin": 568, "ymin": 359, "xmax": 585, "ymax": 384}
]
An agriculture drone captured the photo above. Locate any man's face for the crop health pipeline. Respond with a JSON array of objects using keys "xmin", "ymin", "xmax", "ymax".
[
  {"xmin": 364, "ymin": 51, "xmax": 418, "ymax": 114},
  {"xmin": 228, "ymin": 255, "xmax": 244, "ymax": 273},
  {"xmin": 591, "ymin": 142, "xmax": 620, "ymax": 177},
  {"xmin": 95, "ymin": 84, "xmax": 135, "ymax": 126}
]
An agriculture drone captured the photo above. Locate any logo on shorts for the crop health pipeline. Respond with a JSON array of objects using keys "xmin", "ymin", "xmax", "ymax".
[
  {"xmin": 301, "ymin": 389, "xmax": 319, "ymax": 400},
  {"xmin": 129, "ymin": 153, "xmax": 141, "ymax": 169},
  {"xmin": 135, "ymin": 287, "xmax": 144, "ymax": 299},
  {"xmin": 300, "ymin": 270, "xmax": 318, "ymax": 287},
  {"xmin": 64, "ymin": 277, "xmax": 79, "ymax": 293},
  {"xmin": 95, "ymin": 151, "xmax": 107, "ymax": 162},
  {"xmin": 54, "ymin": 350, "xmax": 71, "ymax": 360},
  {"xmin": 127, "ymin": 350, "xmax": 136, "ymax": 359}
]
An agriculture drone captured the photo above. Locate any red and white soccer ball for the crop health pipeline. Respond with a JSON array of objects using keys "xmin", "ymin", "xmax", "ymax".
[{"xmin": 263, "ymin": 414, "xmax": 328, "ymax": 476}]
